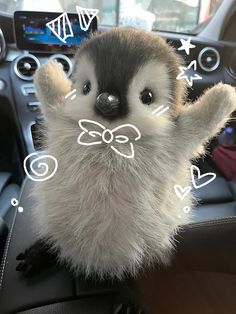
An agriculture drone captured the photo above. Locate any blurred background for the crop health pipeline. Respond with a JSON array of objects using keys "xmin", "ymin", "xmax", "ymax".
[{"xmin": 0, "ymin": 0, "xmax": 223, "ymax": 33}]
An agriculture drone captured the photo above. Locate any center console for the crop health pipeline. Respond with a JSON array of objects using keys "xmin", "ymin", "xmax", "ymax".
[{"xmin": 11, "ymin": 52, "xmax": 74, "ymax": 154}]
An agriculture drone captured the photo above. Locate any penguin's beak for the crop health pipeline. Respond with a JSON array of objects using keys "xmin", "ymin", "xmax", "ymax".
[{"xmin": 96, "ymin": 92, "xmax": 120, "ymax": 117}]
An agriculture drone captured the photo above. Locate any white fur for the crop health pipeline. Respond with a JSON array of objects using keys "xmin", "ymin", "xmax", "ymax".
[{"xmin": 33, "ymin": 40, "xmax": 236, "ymax": 279}]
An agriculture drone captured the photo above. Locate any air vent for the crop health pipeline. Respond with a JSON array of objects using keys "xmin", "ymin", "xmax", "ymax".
[
  {"xmin": 14, "ymin": 55, "xmax": 40, "ymax": 81},
  {"xmin": 198, "ymin": 47, "xmax": 220, "ymax": 72},
  {"xmin": 50, "ymin": 54, "xmax": 73, "ymax": 77}
]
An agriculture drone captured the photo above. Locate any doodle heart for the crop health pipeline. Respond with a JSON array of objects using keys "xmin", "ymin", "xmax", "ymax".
[
  {"xmin": 174, "ymin": 184, "xmax": 192, "ymax": 218},
  {"xmin": 174, "ymin": 165, "xmax": 216, "ymax": 200},
  {"xmin": 174, "ymin": 184, "xmax": 192, "ymax": 200},
  {"xmin": 175, "ymin": 165, "xmax": 217, "ymax": 218},
  {"xmin": 191, "ymin": 165, "xmax": 216, "ymax": 189}
]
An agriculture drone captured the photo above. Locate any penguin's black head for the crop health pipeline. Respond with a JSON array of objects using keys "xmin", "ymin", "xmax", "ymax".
[{"xmin": 68, "ymin": 28, "xmax": 186, "ymax": 127}]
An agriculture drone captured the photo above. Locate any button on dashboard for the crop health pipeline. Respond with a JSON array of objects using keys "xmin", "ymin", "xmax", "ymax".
[
  {"xmin": 21, "ymin": 84, "xmax": 36, "ymax": 96},
  {"xmin": 27, "ymin": 101, "xmax": 40, "ymax": 111}
]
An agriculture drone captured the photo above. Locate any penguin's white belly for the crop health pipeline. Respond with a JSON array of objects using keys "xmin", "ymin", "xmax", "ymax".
[{"xmin": 32, "ymin": 144, "xmax": 190, "ymax": 279}]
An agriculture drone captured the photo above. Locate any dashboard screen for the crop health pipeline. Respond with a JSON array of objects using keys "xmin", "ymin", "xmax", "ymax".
[{"xmin": 14, "ymin": 11, "xmax": 97, "ymax": 53}]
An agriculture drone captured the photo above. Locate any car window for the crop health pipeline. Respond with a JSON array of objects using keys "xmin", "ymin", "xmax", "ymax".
[{"xmin": 0, "ymin": 0, "xmax": 224, "ymax": 34}]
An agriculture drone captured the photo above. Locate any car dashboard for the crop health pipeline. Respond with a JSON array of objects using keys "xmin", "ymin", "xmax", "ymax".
[{"xmin": 0, "ymin": 11, "xmax": 236, "ymax": 158}]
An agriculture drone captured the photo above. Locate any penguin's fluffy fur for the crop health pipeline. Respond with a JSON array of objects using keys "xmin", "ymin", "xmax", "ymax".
[{"xmin": 31, "ymin": 28, "xmax": 236, "ymax": 279}]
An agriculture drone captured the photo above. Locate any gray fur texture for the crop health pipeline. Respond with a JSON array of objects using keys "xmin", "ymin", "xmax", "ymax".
[{"xmin": 32, "ymin": 28, "xmax": 236, "ymax": 279}]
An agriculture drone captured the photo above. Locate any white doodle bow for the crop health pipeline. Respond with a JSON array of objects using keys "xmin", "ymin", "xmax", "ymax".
[{"xmin": 77, "ymin": 119, "xmax": 141, "ymax": 158}]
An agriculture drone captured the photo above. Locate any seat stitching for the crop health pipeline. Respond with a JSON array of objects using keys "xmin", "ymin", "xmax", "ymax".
[
  {"xmin": 0, "ymin": 179, "xmax": 26, "ymax": 290},
  {"xmin": 0, "ymin": 207, "xmax": 17, "ymax": 290}
]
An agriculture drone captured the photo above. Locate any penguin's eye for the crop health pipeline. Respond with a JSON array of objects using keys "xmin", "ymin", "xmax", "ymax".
[
  {"xmin": 83, "ymin": 81, "xmax": 91, "ymax": 95},
  {"xmin": 140, "ymin": 89, "xmax": 153, "ymax": 105}
]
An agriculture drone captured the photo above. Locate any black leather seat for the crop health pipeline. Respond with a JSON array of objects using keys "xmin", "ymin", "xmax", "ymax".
[
  {"xmin": 0, "ymin": 172, "xmax": 20, "ymax": 226},
  {"xmin": 192, "ymin": 159, "xmax": 236, "ymax": 222},
  {"xmin": 193, "ymin": 176, "xmax": 233, "ymax": 204},
  {"xmin": 0, "ymin": 217, "xmax": 8, "ymax": 262},
  {"xmin": 0, "ymin": 172, "xmax": 19, "ymax": 265},
  {"xmin": 228, "ymin": 181, "xmax": 236, "ymax": 199}
]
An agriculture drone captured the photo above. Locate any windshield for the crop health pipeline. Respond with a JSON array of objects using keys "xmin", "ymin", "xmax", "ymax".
[{"xmin": 0, "ymin": 0, "xmax": 224, "ymax": 34}]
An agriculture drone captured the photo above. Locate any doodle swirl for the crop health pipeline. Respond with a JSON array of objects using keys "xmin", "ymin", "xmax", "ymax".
[{"xmin": 23, "ymin": 153, "xmax": 58, "ymax": 182}]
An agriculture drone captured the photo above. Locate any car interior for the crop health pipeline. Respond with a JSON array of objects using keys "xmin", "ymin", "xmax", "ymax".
[{"xmin": 0, "ymin": 0, "xmax": 236, "ymax": 313}]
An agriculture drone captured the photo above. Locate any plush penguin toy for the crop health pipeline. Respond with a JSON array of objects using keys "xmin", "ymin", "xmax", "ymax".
[{"xmin": 17, "ymin": 28, "xmax": 236, "ymax": 279}]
